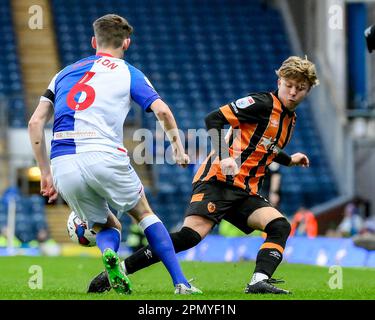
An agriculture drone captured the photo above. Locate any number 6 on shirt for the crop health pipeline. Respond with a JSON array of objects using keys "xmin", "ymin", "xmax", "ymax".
[{"xmin": 66, "ymin": 71, "xmax": 96, "ymax": 111}]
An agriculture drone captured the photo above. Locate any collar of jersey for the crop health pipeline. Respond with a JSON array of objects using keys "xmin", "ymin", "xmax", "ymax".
[{"xmin": 96, "ymin": 52, "xmax": 114, "ymax": 57}]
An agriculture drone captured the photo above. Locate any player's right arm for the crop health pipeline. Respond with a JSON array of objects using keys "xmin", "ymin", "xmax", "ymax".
[
  {"xmin": 28, "ymin": 100, "xmax": 57, "ymax": 203},
  {"xmin": 205, "ymin": 93, "xmax": 272, "ymax": 176},
  {"xmin": 205, "ymin": 109, "xmax": 239, "ymax": 175},
  {"xmin": 150, "ymin": 99, "xmax": 190, "ymax": 167}
]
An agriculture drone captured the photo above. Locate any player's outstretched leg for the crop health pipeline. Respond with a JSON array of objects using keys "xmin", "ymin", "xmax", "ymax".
[
  {"xmin": 88, "ymin": 226, "xmax": 202, "ymax": 293},
  {"xmin": 96, "ymin": 227, "xmax": 132, "ymax": 295},
  {"xmin": 245, "ymin": 217, "xmax": 291, "ymax": 294},
  {"xmin": 87, "ymin": 269, "xmax": 111, "ymax": 293},
  {"xmin": 139, "ymin": 215, "xmax": 202, "ymax": 294}
]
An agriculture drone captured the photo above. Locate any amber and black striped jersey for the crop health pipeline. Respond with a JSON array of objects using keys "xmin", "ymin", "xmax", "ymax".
[{"xmin": 193, "ymin": 90, "xmax": 297, "ymax": 195}]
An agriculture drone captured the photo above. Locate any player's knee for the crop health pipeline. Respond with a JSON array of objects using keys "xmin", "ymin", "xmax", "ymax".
[
  {"xmin": 107, "ymin": 218, "xmax": 122, "ymax": 232},
  {"xmin": 170, "ymin": 226, "xmax": 202, "ymax": 252},
  {"xmin": 264, "ymin": 217, "xmax": 291, "ymax": 247},
  {"xmin": 115, "ymin": 222, "xmax": 122, "ymax": 232}
]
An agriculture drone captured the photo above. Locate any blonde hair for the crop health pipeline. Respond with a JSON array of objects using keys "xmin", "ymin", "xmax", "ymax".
[
  {"xmin": 276, "ymin": 56, "xmax": 319, "ymax": 88},
  {"xmin": 93, "ymin": 14, "xmax": 133, "ymax": 48}
]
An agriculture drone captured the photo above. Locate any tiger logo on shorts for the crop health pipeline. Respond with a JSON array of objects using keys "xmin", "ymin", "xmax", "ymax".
[{"xmin": 207, "ymin": 202, "xmax": 216, "ymax": 213}]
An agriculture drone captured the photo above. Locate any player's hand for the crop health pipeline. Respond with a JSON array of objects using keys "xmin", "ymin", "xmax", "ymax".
[
  {"xmin": 174, "ymin": 151, "xmax": 191, "ymax": 168},
  {"xmin": 289, "ymin": 152, "xmax": 309, "ymax": 167},
  {"xmin": 220, "ymin": 157, "xmax": 239, "ymax": 176},
  {"xmin": 40, "ymin": 173, "xmax": 58, "ymax": 203}
]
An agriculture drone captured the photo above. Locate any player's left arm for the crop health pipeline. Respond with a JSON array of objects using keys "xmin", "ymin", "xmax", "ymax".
[
  {"xmin": 273, "ymin": 150, "xmax": 309, "ymax": 167},
  {"xmin": 28, "ymin": 101, "xmax": 57, "ymax": 203},
  {"xmin": 289, "ymin": 152, "xmax": 309, "ymax": 167},
  {"xmin": 205, "ymin": 109, "xmax": 239, "ymax": 175}
]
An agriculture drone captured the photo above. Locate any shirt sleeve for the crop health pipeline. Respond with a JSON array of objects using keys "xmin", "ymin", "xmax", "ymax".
[
  {"xmin": 219, "ymin": 92, "xmax": 273, "ymax": 127},
  {"xmin": 127, "ymin": 64, "xmax": 161, "ymax": 112},
  {"xmin": 40, "ymin": 72, "xmax": 60, "ymax": 105}
]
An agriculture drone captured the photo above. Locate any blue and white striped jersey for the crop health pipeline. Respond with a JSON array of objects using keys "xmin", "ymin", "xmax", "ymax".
[{"xmin": 41, "ymin": 52, "xmax": 160, "ymax": 159}]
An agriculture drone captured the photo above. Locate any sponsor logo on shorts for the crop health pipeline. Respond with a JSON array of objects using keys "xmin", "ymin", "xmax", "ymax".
[
  {"xmin": 191, "ymin": 193, "xmax": 204, "ymax": 203},
  {"xmin": 207, "ymin": 202, "xmax": 216, "ymax": 213}
]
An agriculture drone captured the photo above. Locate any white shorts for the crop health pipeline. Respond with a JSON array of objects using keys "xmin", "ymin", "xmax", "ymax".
[{"xmin": 51, "ymin": 152, "xmax": 144, "ymax": 228}]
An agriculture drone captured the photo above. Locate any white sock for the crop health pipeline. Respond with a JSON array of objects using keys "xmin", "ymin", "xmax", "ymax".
[
  {"xmin": 120, "ymin": 261, "xmax": 128, "ymax": 275},
  {"xmin": 250, "ymin": 272, "xmax": 269, "ymax": 285}
]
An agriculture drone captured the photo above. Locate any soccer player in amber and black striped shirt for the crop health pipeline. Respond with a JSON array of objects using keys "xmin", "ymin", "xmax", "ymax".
[{"xmin": 88, "ymin": 56, "xmax": 319, "ymax": 294}]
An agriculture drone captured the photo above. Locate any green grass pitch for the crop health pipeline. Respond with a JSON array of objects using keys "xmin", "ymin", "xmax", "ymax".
[{"xmin": 0, "ymin": 256, "xmax": 374, "ymax": 300}]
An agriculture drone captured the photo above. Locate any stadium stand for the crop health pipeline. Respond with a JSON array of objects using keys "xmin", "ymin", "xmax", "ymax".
[
  {"xmin": 48, "ymin": 0, "xmax": 338, "ymax": 230},
  {"xmin": 12, "ymin": 0, "xmax": 61, "ymax": 120},
  {"xmin": 0, "ymin": 0, "xmax": 26, "ymax": 128},
  {"xmin": 0, "ymin": 186, "xmax": 48, "ymax": 244}
]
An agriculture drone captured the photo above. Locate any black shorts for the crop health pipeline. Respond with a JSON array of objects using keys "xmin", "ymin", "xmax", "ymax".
[{"xmin": 185, "ymin": 181, "xmax": 272, "ymax": 234}]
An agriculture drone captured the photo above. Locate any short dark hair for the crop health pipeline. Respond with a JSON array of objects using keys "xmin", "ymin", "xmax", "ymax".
[{"xmin": 93, "ymin": 14, "xmax": 133, "ymax": 48}]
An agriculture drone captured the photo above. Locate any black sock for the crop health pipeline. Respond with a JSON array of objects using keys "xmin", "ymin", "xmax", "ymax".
[
  {"xmin": 125, "ymin": 226, "xmax": 201, "ymax": 274},
  {"xmin": 253, "ymin": 217, "xmax": 290, "ymax": 278},
  {"xmin": 125, "ymin": 244, "xmax": 158, "ymax": 274},
  {"xmin": 254, "ymin": 247, "xmax": 283, "ymax": 277}
]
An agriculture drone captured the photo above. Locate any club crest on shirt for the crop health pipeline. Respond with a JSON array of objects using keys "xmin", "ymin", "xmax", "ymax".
[{"xmin": 235, "ymin": 96, "xmax": 255, "ymax": 109}]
